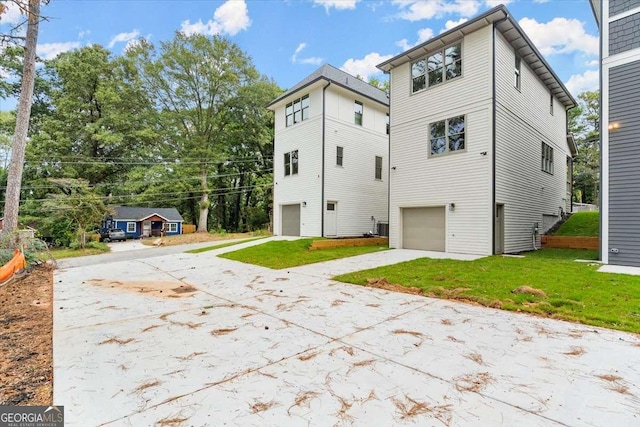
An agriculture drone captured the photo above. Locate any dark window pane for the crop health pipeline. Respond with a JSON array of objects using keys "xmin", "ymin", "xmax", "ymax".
[
  {"xmin": 428, "ymin": 68, "xmax": 443, "ymax": 86},
  {"xmin": 430, "ymin": 121, "xmax": 445, "ymax": 139},
  {"xmin": 446, "ymin": 61, "xmax": 462, "ymax": 79},
  {"xmin": 448, "ymin": 116, "xmax": 465, "ymax": 135},
  {"xmin": 291, "ymin": 150, "xmax": 298, "ymax": 174},
  {"xmin": 284, "ymin": 152, "xmax": 291, "ymax": 176},
  {"xmin": 445, "ymin": 44, "xmax": 461, "ymax": 65},
  {"xmin": 412, "ymin": 59, "xmax": 425, "ymax": 78},
  {"xmin": 412, "ymin": 75, "xmax": 426, "ymax": 92},
  {"xmin": 327, "ymin": 203, "xmax": 335, "ymax": 211},
  {"xmin": 431, "ymin": 137, "xmax": 446, "ymax": 155},
  {"xmin": 449, "ymin": 135, "xmax": 465, "ymax": 151}
]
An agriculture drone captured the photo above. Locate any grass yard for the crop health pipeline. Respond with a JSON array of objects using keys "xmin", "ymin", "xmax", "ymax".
[
  {"xmin": 219, "ymin": 238, "xmax": 388, "ymax": 269},
  {"xmin": 554, "ymin": 211, "xmax": 599, "ymax": 236},
  {"xmin": 184, "ymin": 237, "xmax": 267, "ymax": 254},
  {"xmin": 141, "ymin": 231, "xmax": 269, "ymax": 246},
  {"xmin": 50, "ymin": 243, "xmax": 110, "ymax": 259},
  {"xmin": 335, "ymin": 248, "xmax": 640, "ymax": 334}
]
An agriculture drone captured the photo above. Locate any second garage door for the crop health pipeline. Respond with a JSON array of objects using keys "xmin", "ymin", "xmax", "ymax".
[
  {"xmin": 281, "ymin": 204, "xmax": 301, "ymax": 236},
  {"xmin": 402, "ymin": 207, "xmax": 446, "ymax": 251}
]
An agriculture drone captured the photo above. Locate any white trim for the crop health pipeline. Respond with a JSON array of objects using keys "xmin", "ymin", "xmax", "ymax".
[
  {"xmin": 609, "ymin": 6, "xmax": 640, "ymax": 22},
  {"xmin": 603, "ymin": 2, "xmax": 609, "ymax": 58},
  {"xmin": 166, "ymin": 222, "xmax": 178, "ymax": 233},
  {"xmin": 126, "ymin": 222, "xmax": 136, "ymax": 233},
  {"xmin": 601, "ymin": 64, "xmax": 609, "ymax": 264},
  {"xmin": 603, "ymin": 48, "xmax": 640, "ymax": 67}
]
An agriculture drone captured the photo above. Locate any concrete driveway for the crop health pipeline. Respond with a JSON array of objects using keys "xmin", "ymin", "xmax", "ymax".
[{"xmin": 54, "ymin": 239, "xmax": 640, "ymax": 426}]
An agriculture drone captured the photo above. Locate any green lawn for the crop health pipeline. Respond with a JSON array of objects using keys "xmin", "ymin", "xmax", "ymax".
[
  {"xmin": 554, "ymin": 211, "xmax": 599, "ymax": 236},
  {"xmin": 184, "ymin": 237, "xmax": 267, "ymax": 254},
  {"xmin": 50, "ymin": 244, "xmax": 110, "ymax": 259},
  {"xmin": 218, "ymin": 238, "xmax": 388, "ymax": 269},
  {"xmin": 335, "ymin": 249, "xmax": 640, "ymax": 333}
]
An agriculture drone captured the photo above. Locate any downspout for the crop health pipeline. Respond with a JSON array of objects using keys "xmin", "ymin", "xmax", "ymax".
[{"xmin": 321, "ymin": 80, "xmax": 332, "ymax": 237}]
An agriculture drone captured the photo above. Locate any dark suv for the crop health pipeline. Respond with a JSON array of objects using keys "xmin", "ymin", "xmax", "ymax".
[{"xmin": 101, "ymin": 228, "xmax": 126, "ymax": 242}]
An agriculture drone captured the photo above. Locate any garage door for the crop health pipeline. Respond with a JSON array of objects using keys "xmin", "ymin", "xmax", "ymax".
[
  {"xmin": 281, "ymin": 204, "xmax": 301, "ymax": 236},
  {"xmin": 402, "ymin": 207, "xmax": 446, "ymax": 251}
]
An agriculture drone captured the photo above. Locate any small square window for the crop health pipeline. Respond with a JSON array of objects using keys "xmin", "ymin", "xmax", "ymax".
[{"xmin": 336, "ymin": 146, "xmax": 343, "ymax": 166}]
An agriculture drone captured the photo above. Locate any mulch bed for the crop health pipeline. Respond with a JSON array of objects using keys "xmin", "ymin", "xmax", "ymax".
[{"xmin": 0, "ymin": 265, "xmax": 53, "ymax": 405}]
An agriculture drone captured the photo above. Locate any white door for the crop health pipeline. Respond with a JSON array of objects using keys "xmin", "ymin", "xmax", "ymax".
[
  {"xmin": 325, "ymin": 202, "xmax": 337, "ymax": 236},
  {"xmin": 402, "ymin": 207, "xmax": 446, "ymax": 251},
  {"xmin": 143, "ymin": 221, "xmax": 151, "ymax": 237}
]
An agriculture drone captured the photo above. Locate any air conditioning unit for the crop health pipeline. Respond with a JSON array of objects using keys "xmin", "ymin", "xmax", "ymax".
[{"xmin": 377, "ymin": 222, "xmax": 389, "ymax": 237}]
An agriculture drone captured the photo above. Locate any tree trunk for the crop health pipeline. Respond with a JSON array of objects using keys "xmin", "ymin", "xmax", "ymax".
[
  {"xmin": 197, "ymin": 169, "xmax": 209, "ymax": 232},
  {"xmin": 3, "ymin": 0, "xmax": 40, "ymax": 237}
]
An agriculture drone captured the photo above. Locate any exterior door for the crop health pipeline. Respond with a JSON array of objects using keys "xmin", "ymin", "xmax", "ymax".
[
  {"xmin": 402, "ymin": 207, "xmax": 446, "ymax": 251},
  {"xmin": 495, "ymin": 204, "xmax": 504, "ymax": 254},
  {"xmin": 281, "ymin": 204, "xmax": 301, "ymax": 236},
  {"xmin": 325, "ymin": 202, "xmax": 337, "ymax": 236},
  {"xmin": 143, "ymin": 220, "xmax": 151, "ymax": 237}
]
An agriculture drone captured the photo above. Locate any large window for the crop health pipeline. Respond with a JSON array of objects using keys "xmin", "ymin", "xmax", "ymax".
[
  {"xmin": 336, "ymin": 146, "xmax": 343, "ymax": 166},
  {"xmin": 514, "ymin": 55, "xmax": 521, "ymax": 90},
  {"xmin": 429, "ymin": 115, "xmax": 466, "ymax": 156},
  {"xmin": 285, "ymin": 95, "xmax": 309, "ymax": 127},
  {"xmin": 167, "ymin": 223, "xmax": 178, "ymax": 233},
  {"xmin": 284, "ymin": 150, "xmax": 299, "ymax": 176},
  {"xmin": 375, "ymin": 156, "xmax": 383, "ymax": 180},
  {"xmin": 542, "ymin": 142, "xmax": 553, "ymax": 174},
  {"xmin": 411, "ymin": 43, "xmax": 462, "ymax": 93},
  {"xmin": 127, "ymin": 222, "xmax": 136, "ymax": 233},
  {"xmin": 354, "ymin": 101, "xmax": 363, "ymax": 126}
]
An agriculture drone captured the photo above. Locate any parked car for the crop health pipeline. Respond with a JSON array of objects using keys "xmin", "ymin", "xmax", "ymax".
[{"xmin": 101, "ymin": 228, "xmax": 126, "ymax": 242}]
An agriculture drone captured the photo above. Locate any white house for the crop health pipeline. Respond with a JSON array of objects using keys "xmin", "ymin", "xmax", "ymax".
[
  {"xmin": 590, "ymin": 0, "xmax": 640, "ymax": 269},
  {"xmin": 377, "ymin": 5, "xmax": 577, "ymax": 255},
  {"xmin": 267, "ymin": 64, "xmax": 389, "ymax": 237}
]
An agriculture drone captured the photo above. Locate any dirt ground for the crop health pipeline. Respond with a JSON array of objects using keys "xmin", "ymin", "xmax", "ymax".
[
  {"xmin": 0, "ymin": 266, "xmax": 53, "ymax": 405},
  {"xmin": 140, "ymin": 231, "xmax": 264, "ymax": 246}
]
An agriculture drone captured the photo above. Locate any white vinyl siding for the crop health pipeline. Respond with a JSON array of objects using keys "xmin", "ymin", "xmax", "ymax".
[
  {"xmin": 494, "ymin": 31, "xmax": 570, "ymax": 253},
  {"xmin": 388, "ymin": 26, "xmax": 493, "ymax": 255}
]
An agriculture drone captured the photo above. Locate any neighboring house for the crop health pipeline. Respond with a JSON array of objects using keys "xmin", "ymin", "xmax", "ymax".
[
  {"xmin": 104, "ymin": 207, "xmax": 184, "ymax": 238},
  {"xmin": 590, "ymin": 1, "xmax": 640, "ymax": 268},
  {"xmin": 267, "ymin": 64, "xmax": 389, "ymax": 237},
  {"xmin": 377, "ymin": 5, "xmax": 577, "ymax": 255}
]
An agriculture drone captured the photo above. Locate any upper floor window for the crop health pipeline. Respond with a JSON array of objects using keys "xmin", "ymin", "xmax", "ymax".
[
  {"xmin": 285, "ymin": 95, "xmax": 309, "ymax": 127},
  {"xmin": 429, "ymin": 115, "xmax": 466, "ymax": 156},
  {"xmin": 411, "ymin": 42, "xmax": 462, "ymax": 93},
  {"xmin": 336, "ymin": 146, "xmax": 343, "ymax": 166},
  {"xmin": 514, "ymin": 55, "xmax": 521, "ymax": 90},
  {"xmin": 549, "ymin": 92, "xmax": 554, "ymax": 115},
  {"xmin": 375, "ymin": 156, "xmax": 383, "ymax": 180},
  {"xmin": 284, "ymin": 150, "xmax": 299, "ymax": 176},
  {"xmin": 354, "ymin": 101, "xmax": 363, "ymax": 126},
  {"xmin": 541, "ymin": 142, "xmax": 553, "ymax": 174},
  {"xmin": 386, "ymin": 113, "xmax": 390, "ymax": 135}
]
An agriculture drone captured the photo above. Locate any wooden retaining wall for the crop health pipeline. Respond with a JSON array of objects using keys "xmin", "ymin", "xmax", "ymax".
[
  {"xmin": 541, "ymin": 235, "xmax": 599, "ymax": 250},
  {"xmin": 310, "ymin": 237, "xmax": 388, "ymax": 250}
]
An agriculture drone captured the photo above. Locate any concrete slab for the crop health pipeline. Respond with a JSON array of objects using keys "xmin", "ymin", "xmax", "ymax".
[
  {"xmin": 599, "ymin": 264, "xmax": 640, "ymax": 276},
  {"xmin": 54, "ymin": 246, "xmax": 640, "ymax": 426}
]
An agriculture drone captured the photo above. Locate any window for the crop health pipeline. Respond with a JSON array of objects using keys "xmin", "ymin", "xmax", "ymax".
[
  {"xmin": 542, "ymin": 142, "xmax": 554, "ymax": 174},
  {"xmin": 336, "ymin": 146, "xmax": 343, "ymax": 166},
  {"xmin": 284, "ymin": 150, "xmax": 299, "ymax": 176},
  {"xmin": 429, "ymin": 115, "xmax": 466, "ymax": 156},
  {"xmin": 549, "ymin": 92, "xmax": 554, "ymax": 115},
  {"xmin": 386, "ymin": 113, "xmax": 390, "ymax": 135},
  {"xmin": 167, "ymin": 223, "xmax": 177, "ymax": 233},
  {"xmin": 514, "ymin": 55, "xmax": 521, "ymax": 90},
  {"xmin": 126, "ymin": 222, "xmax": 136, "ymax": 233},
  {"xmin": 411, "ymin": 43, "xmax": 462, "ymax": 93},
  {"xmin": 327, "ymin": 202, "xmax": 335, "ymax": 211},
  {"xmin": 354, "ymin": 101, "xmax": 363, "ymax": 126},
  {"xmin": 375, "ymin": 156, "xmax": 383, "ymax": 180},
  {"xmin": 285, "ymin": 94, "xmax": 309, "ymax": 127}
]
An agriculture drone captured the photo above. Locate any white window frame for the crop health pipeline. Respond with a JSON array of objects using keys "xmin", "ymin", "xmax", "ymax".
[
  {"xmin": 375, "ymin": 156, "xmax": 383, "ymax": 180},
  {"xmin": 167, "ymin": 223, "xmax": 178, "ymax": 233},
  {"xmin": 411, "ymin": 42, "xmax": 462, "ymax": 94},
  {"xmin": 428, "ymin": 115, "xmax": 466, "ymax": 157},
  {"xmin": 514, "ymin": 55, "xmax": 521, "ymax": 90},
  {"xmin": 542, "ymin": 142, "xmax": 554, "ymax": 174},
  {"xmin": 354, "ymin": 101, "xmax": 363, "ymax": 126},
  {"xmin": 284, "ymin": 150, "xmax": 299, "ymax": 176},
  {"xmin": 126, "ymin": 222, "xmax": 136, "ymax": 233},
  {"xmin": 285, "ymin": 94, "xmax": 309, "ymax": 127}
]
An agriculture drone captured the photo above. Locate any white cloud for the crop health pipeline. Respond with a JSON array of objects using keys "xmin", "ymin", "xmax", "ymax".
[
  {"xmin": 291, "ymin": 43, "xmax": 323, "ymax": 65},
  {"xmin": 36, "ymin": 42, "xmax": 81, "ymax": 60},
  {"xmin": 108, "ymin": 30, "xmax": 140, "ymax": 48},
  {"xmin": 341, "ymin": 52, "xmax": 393, "ymax": 80},
  {"xmin": 565, "ymin": 70, "xmax": 599, "ymax": 96},
  {"xmin": 440, "ymin": 18, "xmax": 468, "ymax": 34},
  {"xmin": 586, "ymin": 59, "xmax": 599, "ymax": 67},
  {"xmin": 396, "ymin": 27, "xmax": 434, "ymax": 51},
  {"xmin": 533, "ymin": 0, "xmax": 550, "ymax": 3},
  {"xmin": 519, "ymin": 17, "xmax": 599, "ymax": 56},
  {"xmin": 0, "ymin": 0, "xmax": 25, "ymax": 25},
  {"xmin": 485, "ymin": 0, "xmax": 513, "ymax": 6},
  {"xmin": 313, "ymin": 0, "xmax": 360, "ymax": 11},
  {"xmin": 78, "ymin": 29, "xmax": 91, "ymax": 39},
  {"xmin": 392, "ymin": 0, "xmax": 481, "ymax": 21},
  {"xmin": 180, "ymin": 0, "xmax": 251, "ymax": 36}
]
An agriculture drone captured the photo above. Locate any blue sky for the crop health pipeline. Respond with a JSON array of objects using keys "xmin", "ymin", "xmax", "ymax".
[{"xmin": 1, "ymin": 0, "xmax": 599, "ymax": 111}]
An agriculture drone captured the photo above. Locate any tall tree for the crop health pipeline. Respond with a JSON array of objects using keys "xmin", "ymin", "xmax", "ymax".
[
  {"xmin": 128, "ymin": 32, "xmax": 260, "ymax": 232},
  {"xmin": 2, "ymin": 0, "xmax": 41, "ymax": 236},
  {"xmin": 569, "ymin": 91, "xmax": 600, "ymax": 204}
]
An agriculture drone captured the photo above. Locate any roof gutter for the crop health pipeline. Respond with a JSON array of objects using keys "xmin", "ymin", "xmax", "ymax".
[{"xmin": 321, "ymin": 80, "xmax": 332, "ymax": 237}]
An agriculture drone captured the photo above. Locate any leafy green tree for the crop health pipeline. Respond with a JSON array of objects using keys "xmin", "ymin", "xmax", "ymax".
[{"xmin": 569, "ymin": 91, "xmax": 599, "ymax": 204}]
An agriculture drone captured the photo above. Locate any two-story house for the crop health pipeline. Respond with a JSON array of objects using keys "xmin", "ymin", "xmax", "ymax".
[
  {"xmin": 267, "ymin": 65, "xmax": 389, "ymax": 237},
  {"xmin": 590, "ymin": 0, "xmax": 640, "ymax": 269},
  {"xmin": 377, "ymin": 5, "xmax": 577, "ymax": 255}
]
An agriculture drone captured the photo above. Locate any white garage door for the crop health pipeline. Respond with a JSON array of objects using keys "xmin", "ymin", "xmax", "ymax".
[
  {"xmin": 281, "ymin": 204, "xmax": 301, "ymax": 236},
  {"xmin": 402, "ymin": 207, "xmax": 446, "ymax": 251}
]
